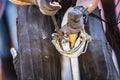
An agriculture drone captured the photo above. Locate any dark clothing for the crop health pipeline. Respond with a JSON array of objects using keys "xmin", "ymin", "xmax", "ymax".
[
  {"xmin": 15, "ymin": 0, "xmax": 120, "ymax": 80},
  {"xmin": 0, "ymin": 14, "xmax": 17, "ymax": 80}
]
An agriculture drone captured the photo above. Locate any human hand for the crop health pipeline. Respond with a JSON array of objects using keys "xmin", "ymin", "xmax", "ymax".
[
  {"xmin": 60, "ymin": 6, "xmax": 89, "ymax": 34},
  {"xmin": 9, "ymin": 0, "xmax": 61, "ymax": 16},
  {"xmin": 36, "ymin": 0, "xmax": 61, "ymax": 16}
]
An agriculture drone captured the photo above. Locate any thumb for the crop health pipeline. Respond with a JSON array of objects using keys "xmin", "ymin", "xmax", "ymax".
[{"xmin": 49, "ymin": 2, "xmax": 61, "ymax": 10}]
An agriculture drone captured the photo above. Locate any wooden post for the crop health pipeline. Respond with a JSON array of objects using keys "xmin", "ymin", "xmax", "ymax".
[{"xmin": 15, "ymin": 6, "xmax": 61, "ymax": 80}]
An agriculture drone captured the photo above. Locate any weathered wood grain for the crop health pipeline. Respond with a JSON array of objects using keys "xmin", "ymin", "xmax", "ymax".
[{"xmin": 15, "ymin": 0, "xmax": 120, "ymax": 80}]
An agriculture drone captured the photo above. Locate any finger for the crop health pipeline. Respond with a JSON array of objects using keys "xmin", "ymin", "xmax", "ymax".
[
  {"xmin": 42, "ymin": 2, "xmax": 61, "ymax": 11},
  {"xmin": 39, "ymin": 0, "xmax": 61, "ymax": 11},
  {"xmin": 60, "ymin": 24, "xmax": 80, "ymax": 34},
  {"xmin": 60, "ymin": 27, "xmax": 80, "ymax": 34},
  {"xmin": 60, "ymin": 24, "xmax": 71, "ymax": 34},
  {"xmin": 68, "ymin": 27, "xmax": 80, "ymax": 34},
  {"xmin": 68, "ymin": 9, "xmax": 82, "ymax": 22},
  {"xmin": 49, "ymin": 2, "xmax": 61, "ymax": 10},
  {"xmin": 39, "ymin": 7, "xmax": 58, "ymax": 16},
  {"xmin": 68, "ymin": 21, "xmax": 83, "ymax": 30}
]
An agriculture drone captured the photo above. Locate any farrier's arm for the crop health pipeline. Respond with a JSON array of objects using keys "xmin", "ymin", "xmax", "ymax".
[
  {"xmin": 60, "ymin": 0, "xmax": 99, "ymax": 34},
  {"xmin": 9, "ymin": 0, "xmax": 61, "ymax": 16},
  {"xmin": 10, "ymin": 0, "xmax": 98, "ymax": 16},
  {"xmin": 76, "ymin": 0, "xmax": 99, "ymax": 13}
]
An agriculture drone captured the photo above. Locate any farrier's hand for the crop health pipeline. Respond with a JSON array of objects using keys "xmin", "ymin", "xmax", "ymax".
[
  {"xmin": 60, "ymin": 6, "xmax": 89, "ymax": 34},
  {"xmin": 9, "ymin": 0, "xmax": 61, "ymax": 16},
  {"xmin": 36, "ymin": 0, "xmax": 61, "ymax": 16}
]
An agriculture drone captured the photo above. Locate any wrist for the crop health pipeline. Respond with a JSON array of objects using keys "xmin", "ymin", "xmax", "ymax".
[
  {"xmin": 74, "ymin": 6, "xmax": 89, "ymax": 16},
  {"xmin": 74, "ymin": 6, "xmax": 89, "ymax": 23}
]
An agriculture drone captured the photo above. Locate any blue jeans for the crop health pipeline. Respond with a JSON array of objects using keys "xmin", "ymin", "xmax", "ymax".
[{"xmin": 5, "ymin": 1, "xmax": 18, "ymax": 50}]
